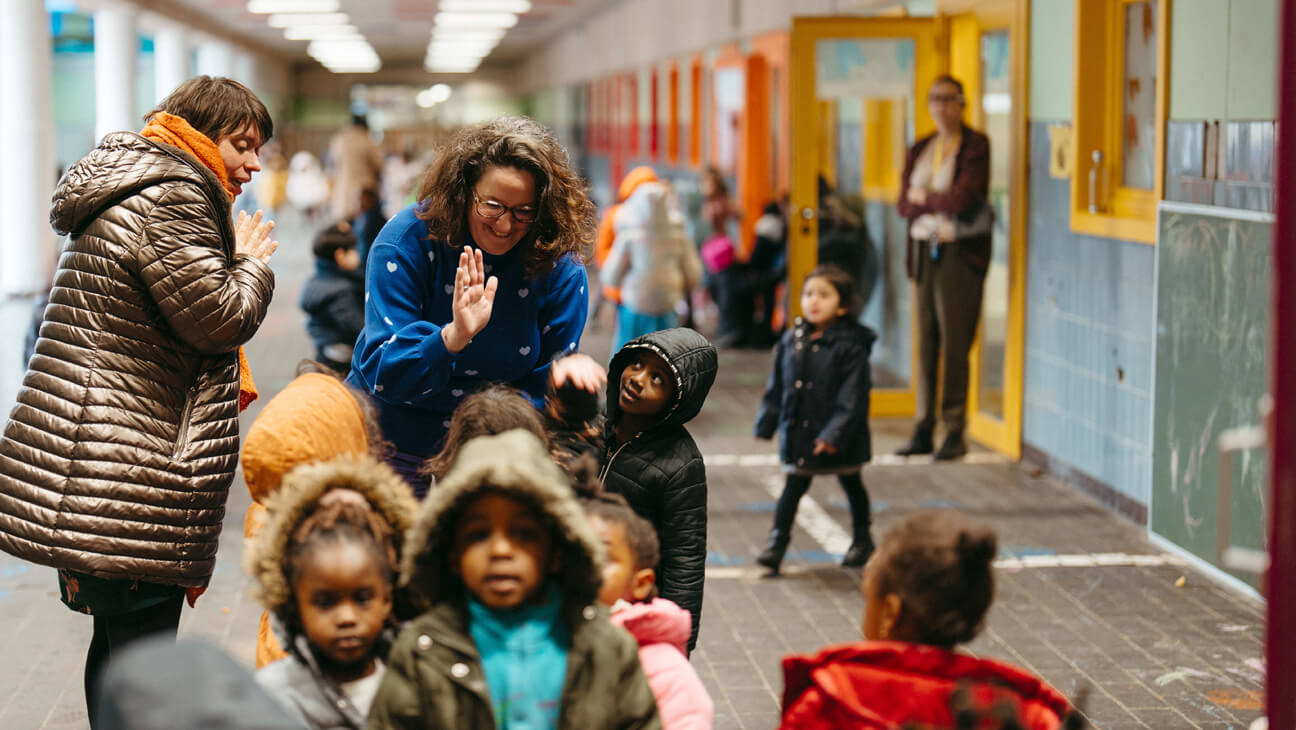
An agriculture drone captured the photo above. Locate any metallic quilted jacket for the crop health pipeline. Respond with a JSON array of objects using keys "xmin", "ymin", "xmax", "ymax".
[{"xmin": 0, "ymin": 132, "xmax": 274, "ymax": 587}]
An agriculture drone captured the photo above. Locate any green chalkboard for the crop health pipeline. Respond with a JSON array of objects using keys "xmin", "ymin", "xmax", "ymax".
[{"xmin": 1151, "ymin": 202, "xmax": 1271, "ymax": 589}]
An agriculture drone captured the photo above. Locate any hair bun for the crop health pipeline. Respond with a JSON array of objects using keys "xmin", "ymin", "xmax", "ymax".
[{"xmin": 956, "ymin": 528, "xmax": 998, "ymax": 568}]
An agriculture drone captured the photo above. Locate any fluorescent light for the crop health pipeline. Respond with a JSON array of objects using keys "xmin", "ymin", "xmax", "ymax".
[
  {"xmin": 427, "ymin": 40, "xmax": 496, "ymax": 55},
  {"xmin": 437, "ymin": 0, "xmax": 530, "ymax": 11},
  {"xmin": 434, "ymin": 11, "xmax": 517, "ymax": 29},
  {"xmin": 267, "ymin": 12, "xmax": 348, "ymax": 27},
  {"xmin": 425, "ymin": 58, "xmax": 481, "ymax": 73},
  {"xmin": 247, "ymin": 0, "xmax": 339, "ymax": 12},
  {"xmin": 283, "ymin": 24, "xmax": 360, "ymax": 40},
  {"xmin": 416, "ymin": 84, "xmax": 453, "ymax": 108}
]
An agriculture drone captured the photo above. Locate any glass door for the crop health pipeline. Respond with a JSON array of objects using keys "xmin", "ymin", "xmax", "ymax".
[
  {"xmin": 789, "ymin": 17, "xmax": 943, "ymax": 417},
  {"xmin": 953, "ymin": 1, "xmax": 1027, "ymax": 459}
]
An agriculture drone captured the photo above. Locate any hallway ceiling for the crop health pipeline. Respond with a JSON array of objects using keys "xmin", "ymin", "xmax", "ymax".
[{"xmin": 152, "ymin": 0, "xmax": 607, "ymax": 70}]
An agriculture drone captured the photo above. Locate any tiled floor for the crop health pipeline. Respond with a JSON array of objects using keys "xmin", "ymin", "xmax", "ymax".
[{"xmin": 0, "ymin": 209, "xmax": 1265, "ymax": 729}]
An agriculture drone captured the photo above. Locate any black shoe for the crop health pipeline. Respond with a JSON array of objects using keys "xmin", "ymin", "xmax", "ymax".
[
  {"xmin": 933, "ymin": 432, "xmax": 968, "ymax": 461},
  {"xmin": 841, "ymin": 532, "xmax": 875, "ymax": 567},
  {"xmin": 756, "ymin": 529, "xmax": 791, "ymax": 575},
  {"xmin": 895, "ymin": 426, "xmax": 934, "ymax": 456}
]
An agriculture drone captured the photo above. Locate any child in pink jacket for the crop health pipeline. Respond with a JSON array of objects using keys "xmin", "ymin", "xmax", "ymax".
[{"xmin": 583, "ymin": 484, "xmax": 714, "ymax": 729}]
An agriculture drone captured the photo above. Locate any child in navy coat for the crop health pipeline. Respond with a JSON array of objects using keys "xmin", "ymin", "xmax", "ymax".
[{"xmin": 755, "ymin": 265, "xmax": 877, "ymax": 574}]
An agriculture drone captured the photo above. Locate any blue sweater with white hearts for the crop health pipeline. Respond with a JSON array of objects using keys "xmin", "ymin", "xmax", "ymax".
[{"xmin": 346, "ymin": 203, "xmax": 589, "ymax": 456}]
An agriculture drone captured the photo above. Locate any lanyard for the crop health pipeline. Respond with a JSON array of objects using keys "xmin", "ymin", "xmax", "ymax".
[{"xmin": 928, "ymin": 135, "xmax": 961, "ymax": 191}]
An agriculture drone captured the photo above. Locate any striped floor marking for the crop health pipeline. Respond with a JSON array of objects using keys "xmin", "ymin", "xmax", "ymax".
[
  {"xmin": 705, "ymin": 473, "xmax": 1186, "ymax": 580},
  {"xmin": 705, "ymin": 452, "xmax": 1012, "ymax": 467}
]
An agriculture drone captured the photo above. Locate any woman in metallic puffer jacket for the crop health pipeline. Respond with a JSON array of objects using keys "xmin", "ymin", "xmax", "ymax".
[{"xmin": 0, "ymin": 76, "xmax": 278, "ymax": 724}]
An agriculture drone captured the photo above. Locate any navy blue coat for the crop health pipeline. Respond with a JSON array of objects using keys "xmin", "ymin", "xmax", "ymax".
[{"xmin": 755, "ymin": 317, "xmax": 876, "ymax": 471}]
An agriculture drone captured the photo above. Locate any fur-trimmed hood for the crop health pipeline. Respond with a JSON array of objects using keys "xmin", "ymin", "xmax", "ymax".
[
  {"xmin": 246, "ymin": 454, "xmax": 418, "ymax": 619},
  {"xmin": 400, "ymin": 429, "xmax": 606, "ymax": 616}
]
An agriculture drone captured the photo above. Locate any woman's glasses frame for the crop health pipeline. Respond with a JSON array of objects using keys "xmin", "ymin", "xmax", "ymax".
[{"xmin": 472, "ymin": 194, "xmax": 538, "ymax": 224}]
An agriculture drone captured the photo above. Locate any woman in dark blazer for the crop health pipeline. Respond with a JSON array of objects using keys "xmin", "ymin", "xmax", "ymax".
[{"xmin": 895, "ymin": 75, "xmax": 992, "ymax": 461}]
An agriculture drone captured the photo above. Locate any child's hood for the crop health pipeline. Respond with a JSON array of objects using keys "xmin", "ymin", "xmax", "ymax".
[
  {"xmin": 607, "ymin": 327, "xmax": 718, "ymax": 430},
  {"xmin": 242, "ymin": 372, "xmax": 373, "ymax": 504},
  {"xmin": 245, "ymin": 454, "xmax": 419, "ymax": 618},
  {"xmin": 781, "ymin": 641, "xmax": 1071, "ymax": 729},
  {"xmin": 611, "ymin": 598, "xmax": 691, "ymax": 653},
  {"xmin": 400, "ymin": 429, "xmax": 606, "ymax": 610}
]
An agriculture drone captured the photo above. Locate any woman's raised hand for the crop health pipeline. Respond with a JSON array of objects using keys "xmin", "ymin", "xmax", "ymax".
[
  {"xmin": 442, "ymin": 246, "xmax": 499, "ymax": 353},
  {"xmin": 550, "ymin": 353, "xmax": 606, "ymax": 393},
  {"xmin": 234, "ymin": 210, "xmax": 278, "ymax": 264}
]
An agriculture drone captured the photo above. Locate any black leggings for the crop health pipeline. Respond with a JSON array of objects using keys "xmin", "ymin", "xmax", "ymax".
[
  {"xmin": 84, "ymin": 596, "xmax": 184, "ymax": 727},
  {"xmin": 773, "ymin": 471, "xmax": 872, "ymax": 534}
]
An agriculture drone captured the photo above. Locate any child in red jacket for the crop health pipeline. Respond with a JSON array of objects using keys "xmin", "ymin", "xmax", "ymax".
[{"xmin": 779, "ymin": 511, "xmax": 1074, "ymax": 730}]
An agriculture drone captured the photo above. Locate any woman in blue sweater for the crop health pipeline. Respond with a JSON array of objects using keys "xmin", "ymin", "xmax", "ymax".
[{"xmin": 347, "ymin": 117, "xmax": 597, "ymax": 494}]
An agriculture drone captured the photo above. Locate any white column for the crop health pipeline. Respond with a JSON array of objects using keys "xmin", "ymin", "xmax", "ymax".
[
  {"xmin": 195, "ymin": 38, "xmax": 233, "ymax": 79},
  {"xmin": 0, "ymin": 0, "xmax": 57, "ymax": 296},
  {"xmin": 153, "ymin": 22, "xmax": 189, "ymax": 101},
  {"xmin": 93, "ymin": 2, "xmax": 138, "ymax": 141}
]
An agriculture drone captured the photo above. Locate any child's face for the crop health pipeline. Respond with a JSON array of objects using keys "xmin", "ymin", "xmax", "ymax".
[
  {"xmin": 590, "ymin": 515, "xmax": 655, "ymax": 607},
  {"xmin": 801, "ymin": 275, "xmax": 847, "ymax": 328},
  {"xmin": 334, "ymin": 246, "xmax": 361, "ymax": 271},
  {"xmin": 294, "ymin": 541, "xmax": 392, "ymax": 670},
  {"xmin": 618, "ymin": 351, "xmax": 675, "ymax": 418},
  {"xmin": 453, "ymin": 493, "xmax": 555, "ymax": 611}
]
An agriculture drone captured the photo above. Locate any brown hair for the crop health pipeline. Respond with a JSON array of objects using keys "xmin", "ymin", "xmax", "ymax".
[
  {"xmin": 415, "ymin": 116, "xmax": 595, "ymax": 278},
  {"xmin": 702, "ymin": 165, "xmax": 729, "ymax": 197},
  {"xmin": 931, "ymin": 75, "xmax": 967, "ymax": 101},
  {"xmin": 146, "ymin": 76, "xmax": 273, "ymax": 146},
  {"xmin": 805, "ymin": 264, "xmax": 862, "ymax": 318},
  {"xmin": 282, "ymin": 498, "xmax": 399, "ymax": 631},
  {"xmin": 871, "ymin": 511, "xmax": 996, "ymax": 649},
  {"xmin": 421, "ymin": 385, "xmax": 552, "ymax": 483}
]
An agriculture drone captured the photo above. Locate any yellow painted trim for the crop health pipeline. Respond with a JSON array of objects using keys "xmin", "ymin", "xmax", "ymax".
[
  {"xmin": 871, "ymin": 390, "xmax": 918, "ymax": 418},
  {"xmin": 1068, "ymin": 0, "xmax": 1168, "ymax": 244},
  {"xmin": 1070, "ymin": 209, "xmax": 1157, "ymax": 243},
  {"xmin": 790, "ymin": 16, "xmax": 943, "ymax": 418},
  {"xmin": 949, "ymin": 0, "xmax": 1026, "ymax": 460}
]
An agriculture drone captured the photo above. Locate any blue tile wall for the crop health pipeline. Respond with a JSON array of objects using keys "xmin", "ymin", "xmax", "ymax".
[{"xmin": 1024, "ymin": 121, "xmax": 1155, "ymax": 507}]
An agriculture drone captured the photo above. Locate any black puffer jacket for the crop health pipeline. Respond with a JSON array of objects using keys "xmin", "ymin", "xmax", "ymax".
[
  {"xmin": 601, "ymin": 328, "xmax": 717, "ymax": 653},
  {"xmin": 755, "ymin": 317, "xmax": 876, "ymax": 471}
]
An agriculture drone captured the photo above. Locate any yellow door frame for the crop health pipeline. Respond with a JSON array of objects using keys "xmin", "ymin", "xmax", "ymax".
[
  {"xmin": 946, "ymin": 0, "xmax": 1028, "ymax": 459},
  {"xmin": 790, "ymin": 16, "xmax": 944, "ymax": 418}
]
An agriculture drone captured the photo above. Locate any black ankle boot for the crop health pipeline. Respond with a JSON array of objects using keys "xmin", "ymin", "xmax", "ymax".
[
  {"xmin": 934, "ymin": 431, "xmax": 968, "ymax": 461},
  {"xmin": 756, "ymin": 529, "xmax": 791, "ymax": 574},
  {"xmin": 841, "ymin": 527, "xmax": 875, "ymax": 567},
  {"xmin": 895, "ymin": 425, "xmax": 934, "ymax": 456}
]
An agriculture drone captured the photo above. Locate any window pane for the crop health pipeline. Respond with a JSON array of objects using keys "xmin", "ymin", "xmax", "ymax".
[{"xmin": 1122, "ymin": 1, "xmax": 1157, "ymax": 189}]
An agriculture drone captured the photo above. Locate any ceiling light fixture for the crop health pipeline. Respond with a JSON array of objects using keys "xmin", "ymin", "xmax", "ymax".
[
  {"xmin": 436, "ymin": 0, "xmax": 531, "ymax": 12},
  {"xmin": 247, "ymin": 0, "xmax": 339, "ymax": 13},
  {"xmin": 267, "ymin": 12, "xmax": 349, "ymax": 27},
  {"xmin": 433, "ymin": 11, "xmax": 518, "ymax": 29}
]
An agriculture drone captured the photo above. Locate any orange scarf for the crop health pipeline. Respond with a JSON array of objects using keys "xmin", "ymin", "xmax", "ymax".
[{"xmin": 140, "ymin": 112, "xmax": 259, "ymax": 411}]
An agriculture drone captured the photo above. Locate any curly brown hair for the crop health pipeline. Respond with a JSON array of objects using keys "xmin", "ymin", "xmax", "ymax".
[
  {"xmin": 415, "ymin": 116, "xmax": 596, "ymax": 278},
  {"xmin": 419, "ymin": 384, "xmax": 553, "ymax": 484},
  {"xmin": 872, "ymin": 510, "xmax": 997, "ymax": 649}
]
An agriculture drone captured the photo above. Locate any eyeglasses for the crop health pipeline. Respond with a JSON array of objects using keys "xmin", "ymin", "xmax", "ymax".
[
  {"xmin": 473, "ymin": 194, "xmax": 538, "ymax": 224},
  {"xmin": 928, "ymin": 93, "xmax": 964, "ymax": 105}
]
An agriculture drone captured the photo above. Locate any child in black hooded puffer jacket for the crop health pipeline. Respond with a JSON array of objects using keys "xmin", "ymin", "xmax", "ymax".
[
  {"xmin": 754, "ymin": 265, "xmax": 877, "ymax": 576},
  {"xmin": 549, "ymin": 327, "xmax": 717, "ymax": 654}
]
